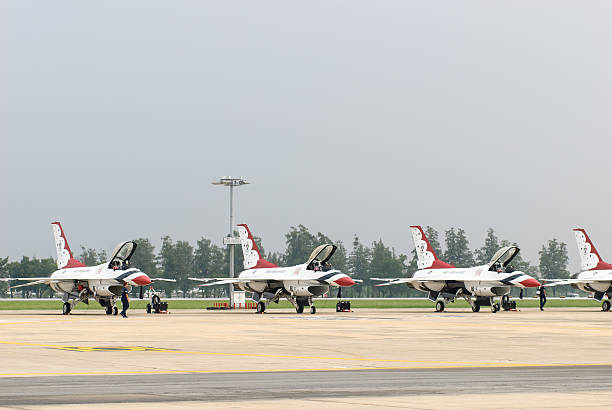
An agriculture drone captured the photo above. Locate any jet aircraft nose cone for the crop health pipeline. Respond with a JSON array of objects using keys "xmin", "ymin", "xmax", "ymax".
[
  {"xmin": 132, "ymin": 274, "xmax": 152, "ymax": 286},
  {"xmin": 519, "ymin": 277, "xmax": 541, "ymax": 288},
  {"xmin": 334, "ymin": 276, "xmax": 356, "ymax": 287}
]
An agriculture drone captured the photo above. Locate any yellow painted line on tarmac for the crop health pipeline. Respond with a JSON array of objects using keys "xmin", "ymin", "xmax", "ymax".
[
  {"xmin": 1, "ymin": 339, "xmax": 611, "ymax": 369},
  {"xmin": 0, "ymin": 339, "xmax": 529, "ymax": 365},
  {"xmin": 391, "ymin": 318, "xmax": 612, "ymax": 332},
  {"xmin": 2, "ymin": 362, "xmax": 612, "ymax": 378},
  {"xmin": 0, "ymin": 319, "xmax": 75, "ymax": 326}
]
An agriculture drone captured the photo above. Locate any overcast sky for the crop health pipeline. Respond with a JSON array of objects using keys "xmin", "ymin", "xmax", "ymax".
[{"xmin": 2, "ymin": 1, "xmax": 611, "ymax": 273}]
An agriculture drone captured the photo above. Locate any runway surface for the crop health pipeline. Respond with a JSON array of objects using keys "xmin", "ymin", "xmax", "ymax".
[
  {"xmin": 2, "ymin": 308, "xmax": 612, "ymax": 407},
  {"xmin": 2, "ymin": 366, "xmax": 612, "ymax": 406}
]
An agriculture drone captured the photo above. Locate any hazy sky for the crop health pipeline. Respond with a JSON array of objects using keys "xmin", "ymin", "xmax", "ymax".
[{"xmin": 2, "ymin": 1, "xmax": 611, "ymax": 273}]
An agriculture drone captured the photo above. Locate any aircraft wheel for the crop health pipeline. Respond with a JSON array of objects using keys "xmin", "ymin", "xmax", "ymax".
[
  {"xmin": 602, "ymin": 300, "xmax": 611, "ymax": 311},
  {"xmin": 146, "ymin": 304, "xmax": 152, "ymax": 314},
  {"xmin": 310, "ymin": 306, "xmax": 316, "ymax": 315},
  {"xmin": 471, "ymin": 302, "xmax": 480, "ymax": 313},
  {"xmin": 501, "ymin": 295, "xmax": 510, "ymax": 311},
  {"xmin": 105, "ymin": 305, "xmax": 113, "ymax": 315},
  {"xmin": 435, "ymin": 301, "xmax": 445, "ymax": 312},
  {"xmin": 296, "ymin": 304, "xmax": 304, "ymax": 314},
  {"xmin": 62, "ymin": 302, "xmax": 71, "ymax": 315},
  {"xmin": 113, "ymin": 307, "xmax": 118, "ymax": 316},
  {"xmin": 256, "ymin": 301, "xmax": 266, "ymax": 314},
  {"xmin": 491, "ymin": 303, "xmax": 500, "ymax": 313}
]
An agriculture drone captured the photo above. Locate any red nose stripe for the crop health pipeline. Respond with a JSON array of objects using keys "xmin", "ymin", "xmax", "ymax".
[
  {"xmin": 520, "ymin": 278, "xmax": 541, "ymax": 288},
  {"xmin": 334, "ymin": 277, "xmax": 356, "ymax": 287},
  {"xmin": 132, "ymin": 275, "xmax": 152, "ymax": 285}
]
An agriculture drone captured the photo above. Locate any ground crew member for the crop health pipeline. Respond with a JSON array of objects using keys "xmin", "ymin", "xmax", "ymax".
[
  {"xmin": 120, "ymin": 283, "xmax": 130, "ymax": 318},
  {"xmin": 538, "ymin": 284, "xmax": 547, "ymax": 311}
]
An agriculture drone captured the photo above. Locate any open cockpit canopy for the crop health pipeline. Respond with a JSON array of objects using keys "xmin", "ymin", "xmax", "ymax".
[
  {"xmin": 488, "ymin": 246, "xmax": 520, "ymax": 272},
  {"xmin": 306, "ymin": 244, "xmax": 337, "ymax": 271},
  {"xmin": 108, "ymin": 241, "xmax": 137, "ymax": 269}
]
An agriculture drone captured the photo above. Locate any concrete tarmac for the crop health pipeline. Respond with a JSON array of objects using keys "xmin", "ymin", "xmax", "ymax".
[
  {"xmin": 2, "ymin": 366, "xmax": 612, "ymax": 406},
  {"xmin": 1, "ymin": 308, "xmax": 612, "ymax": 408}
]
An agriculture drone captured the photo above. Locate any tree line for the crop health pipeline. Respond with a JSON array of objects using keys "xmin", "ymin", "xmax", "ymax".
[{"xmin": 0, "ymin": 225, "xmax": 573, "ymax": 298}]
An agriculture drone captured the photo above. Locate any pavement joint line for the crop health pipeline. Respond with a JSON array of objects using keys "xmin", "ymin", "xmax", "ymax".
[{"xmin": 2, "ymin": 363, "xmax": 612, "ymax": 378}]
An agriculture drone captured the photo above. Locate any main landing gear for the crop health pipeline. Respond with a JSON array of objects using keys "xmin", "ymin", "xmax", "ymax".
[
  {"xmin": 257, "ymin": 301, "xmax": 266, "ymax": 314},
  {"xmin": 293, "ymin": 297, "xmax": 316, "ymax": 314},
  {"xmin": 435, "ymin": 300, "xmax": 445, "ymax": 312},
  {"xmin": 465, "ymin": 295, "xmax": 504, "ymax": 313},
  {"xmin": 104, "ymin": 303, "xmax": 118, "ymax": 316},
  {"xmin": 602, "ymin": 300, "xmax": 611, "ymax": 312}
]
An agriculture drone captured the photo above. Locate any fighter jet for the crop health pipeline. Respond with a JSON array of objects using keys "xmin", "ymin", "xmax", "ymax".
[
  {"xmin": 190, "ymin": 224, "xmax": 356, "ymax": 314},
  {"xmin": 546, "ymin": 229, "xmax": 612, "ymax": 311},
  {"xmin": 371, "ymin": 226, "xmax": 541, "ymax": 313},
  {"xmin": 3, "ymin": 222, "xmax": 173, "ymax": 315}
]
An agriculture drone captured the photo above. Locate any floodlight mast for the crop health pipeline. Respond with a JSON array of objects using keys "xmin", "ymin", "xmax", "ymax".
[{"xmin": 212, "ymin": 176, "xmax": 250, "ymax": 308}]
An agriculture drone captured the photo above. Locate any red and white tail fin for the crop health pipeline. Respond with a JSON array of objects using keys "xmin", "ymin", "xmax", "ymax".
[
  {"xmin": 51, "ymin": 222, "xmax": 86, "ymax": 269},
  {"xmin": 573, "ymin": 228, "xmax": 612, "ymax": 271},
  {"xmin": 410, "ymin": 226, "xmax": 454, "ymax": 269},
  {"xmin": 236, "ymin": 224, "xmax": 278, "ymax": 269}
]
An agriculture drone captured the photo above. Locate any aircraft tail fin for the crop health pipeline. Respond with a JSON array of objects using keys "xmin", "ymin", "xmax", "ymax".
[
  {"xmin": 410, "ymin": 226, "xmax": 454, "ymax": 269},
  {"xmin": 51, "ymin": 222, "xmax": 86, "ymax": 269},
  {"xmin": 573, "ymin": 228, "xmax": 612, "ymax": 271},
  {"xmin": 236, "ymin": 224, "xmax": 278, "ymax": 270}
]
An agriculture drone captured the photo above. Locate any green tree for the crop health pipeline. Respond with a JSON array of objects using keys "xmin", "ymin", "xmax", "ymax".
[
  {"xmin": 194, "ymin": 237, "xmax": 226, "ymax": 297},
  {"xmin": 443, "ymin": 228, "xmax": 474, "ymax": 267},
  {"xmin": 130, "ymin": 238, "xmax": 158, "ymax": 276},
  {"xmin": 539, "ymin": 239, "xmax": 569, "ymax": 297},
  {"xmin": 539, "ymin": 239, "xmax": 569, "ymax": 279},
  {"xmin": 369, "ymin": 240, "xmax": 407, "ymax": 297},
  {"xmin": 0, "ymin": 257, "xmax": 9, "ymax": 297},
  {"xmin": 158, "ymin": 236, "xmax": 195, "ymax": 297},
  {"xmin": 7, "ymin": 257, "xmax": 56, "ymax": 298},
  {"xmin": 475, "ymin": 228, "xmax": 500, "ymax": 265},
  {"xmin": 348, "ymin": 236, "xmax": 371, "ymax": 297},
  {"xmin": 283, "ymin": 225, "xmax": 318, "ymax": 266},
  {"xmin": 79, "ymin": 247, "xmax": 108, "ymax": 266}
]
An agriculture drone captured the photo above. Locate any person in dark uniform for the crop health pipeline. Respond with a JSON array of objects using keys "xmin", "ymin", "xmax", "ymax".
[
  {"xmin": 538, "ymin": 283, "xmax": 547, "ymax": 311},
  {"xmin": 120, "ymin": 283, "xmax": 130, "ymax": 318}
]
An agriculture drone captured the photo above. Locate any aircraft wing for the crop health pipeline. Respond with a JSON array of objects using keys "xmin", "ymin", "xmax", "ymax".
[
  {"xmin": 371, "ymin": 274, "xmax": 537, "ymax": 287},
  {"xmin": 371, "ymin": 278, "xmax": 422, "ymax": 287},
  {"xmin": 9, "ymin": 279, "xmax": 56, "ymax": 288},
  {"xmin": 544, "ymin": 278, "xmax": 612, "ymax": 287},
  {"xmin": 195, "ymin": 278, "xmax": 250, "ymax": 287}
]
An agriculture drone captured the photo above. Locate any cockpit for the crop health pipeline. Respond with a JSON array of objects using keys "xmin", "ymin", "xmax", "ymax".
[
  {"xmin": 306, "ymin": 244, "xmax": 337, "ymax": 272},
  {"xmin": 488, "ymin": 246, "xmax": 520, "ymax": 273},
  {"xmin": 108, "ymin": 241, "xmax": 137, "ymax": 271}
]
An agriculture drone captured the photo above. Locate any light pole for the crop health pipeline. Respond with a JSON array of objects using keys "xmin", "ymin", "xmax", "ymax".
[{"xmin": 212, "ymin": 176, "xmax": 250, "ymax": 308}]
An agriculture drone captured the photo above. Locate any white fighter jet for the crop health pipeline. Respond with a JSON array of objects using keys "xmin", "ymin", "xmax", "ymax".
[
  {"xmin": 190, "ymin": 224, "xmax": 356, "ymax": 314},
  {"xmin": 372, "ymin": 226, "xmax": 541, "ymax": 313},
  {"xmin": 546, "ymin": 228, "xmax": 612, "ymax": 311},
  {"xmin": 3, "ymin": 222, "xmax": 173, "ymax": 315}
]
